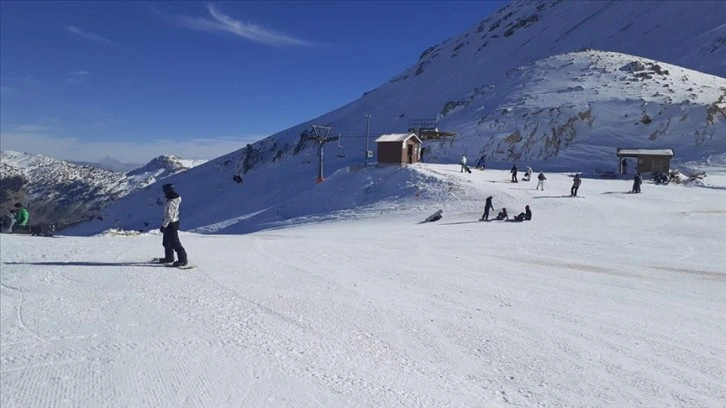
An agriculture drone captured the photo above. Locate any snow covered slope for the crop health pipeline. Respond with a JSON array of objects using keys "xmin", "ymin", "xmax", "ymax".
[
  {"xmin": 0, "ymin": 151, "xmax": 205, "ymax": 227},
  {"xmin": 3, "ymin": 165, "xmax": 725, "ymax": 407}
]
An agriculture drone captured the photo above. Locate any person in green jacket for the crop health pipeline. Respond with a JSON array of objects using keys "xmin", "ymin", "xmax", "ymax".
[{"xmin": 14, "ymin": 203, "xmax": 29, "ymax": 232}]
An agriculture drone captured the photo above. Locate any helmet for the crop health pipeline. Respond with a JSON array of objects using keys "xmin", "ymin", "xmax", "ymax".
[{"xmin": 162, "ymin": 183, "xmax": 175, "ymax": 193}]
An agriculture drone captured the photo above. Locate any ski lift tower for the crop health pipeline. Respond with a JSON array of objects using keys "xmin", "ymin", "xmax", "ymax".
[
  {"xmin": 303, "ymin": 125, "xmax": 340, "ymax": 183},
  {"xmin": 408, "ymin": 118, "xmax": 456, "ymax": 141}
]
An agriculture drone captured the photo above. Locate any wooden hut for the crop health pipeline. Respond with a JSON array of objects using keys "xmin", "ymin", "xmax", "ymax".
[
  {"xmin": 616, "ymin": 148, "xmax": 674, "ymax": 174},
  {"xmin": 374, "ymin": 133, "xmax": 423, "ymax": 165}
]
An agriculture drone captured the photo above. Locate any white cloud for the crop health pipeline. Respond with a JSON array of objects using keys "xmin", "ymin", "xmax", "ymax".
[
  {"xmin": 66, "ymin": 26, "xmax": 115, "ymax": 44},
  {"xmin": 73, "ymin": 70, "xmax": 91, "ymax": 76},
  {"xmin": 0, "ymin": 131, "xmax": 263, "ymax": 163},
  {"xmin": 172, "ymin": 4, "xmax": 314, "ymax": 47}
]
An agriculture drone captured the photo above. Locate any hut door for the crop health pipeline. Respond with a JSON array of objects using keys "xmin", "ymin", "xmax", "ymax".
[{"xmin": 407, "ymin": 144, "xmax": 414, "ymax": 164}]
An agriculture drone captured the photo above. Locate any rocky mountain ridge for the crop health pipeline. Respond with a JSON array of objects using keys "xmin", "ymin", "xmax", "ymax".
[{"xmin": 0, "ymin": 151, "xmax": 204, "ymax": 228}]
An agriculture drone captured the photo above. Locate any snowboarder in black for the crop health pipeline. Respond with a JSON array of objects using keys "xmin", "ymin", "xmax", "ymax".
[
  {"xmin": 571, "ymin": 174, "xmax": 581, "ymax": 196},
  {"xmin": 480, "ymin": 196, "xmax": 494, "ymax": 221},
  {"xmin": 475, "ymin": 155, "xmax": 486, "ymax": 170},
  {"xmin": 632, "ymin": 173, "xmax": 642, "ymax": 193},
  {"xmin": 510, "ymin": 164, "xmax": 518, "ymax": 183},
  {"xmin": 158, "ymin": 183, "xmax": 188, "ymax": 267}
]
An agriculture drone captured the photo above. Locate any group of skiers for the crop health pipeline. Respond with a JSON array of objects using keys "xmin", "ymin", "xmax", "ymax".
[
  {"xmin": 459, "ymin": 155, "xmax": 613, "ymax": 197},
  {"xmin": 479, "ymin": 196, "xmax": 532, "ymax": 222},
  {"xmin": 468, "ymin": 161, "xmax": 653, "ymax": 225},
  {"xmin": 1, "ymin": 203, "xmax": 30, "ymax": 233}
]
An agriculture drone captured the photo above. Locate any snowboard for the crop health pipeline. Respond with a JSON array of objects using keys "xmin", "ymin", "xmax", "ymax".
[
  {"xmin": 423, "ymin": 209, "xmax": 443, "ymax": 223},
  {"xmin": 151, "ymin": 258, "xmax": 196, "ymax": 269},
  {"xmin": 165, "ymin": 263, "xmax": 196, "ymax": 270}
]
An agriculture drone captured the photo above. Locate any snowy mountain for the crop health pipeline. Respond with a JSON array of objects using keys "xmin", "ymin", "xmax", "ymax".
[
  {"xmin": 65, "ymin": 0, "xmax": 726, "ymax": 235},
  {"xmin": 438, "ymin": 50, "xmax": 726, "ymax": 171},
  {"xmin": 0, "ymin": 151, "xmax": 205, "ymax": 227},
  {"xmin": 126, "ymin": 155, "xmax": 208, "ymax": 185},
  {"xmin": 72, "ymin": 156, "xmax": 144, "ymax": 173}
]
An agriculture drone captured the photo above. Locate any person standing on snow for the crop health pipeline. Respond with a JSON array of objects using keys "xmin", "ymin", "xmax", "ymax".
[
  {"xmin": 536, "ymin": 171, "xmax": 546, "ymax": 190},
  {"xmin": 475, "ymin": 155, "xmax": 486, "ymax": 170},
  {"xmin": 460, "ymin": 155, "xmax": 467, "ymax": 173},
  {"xmin": 13, "ymin": 203, "xmax": 29, "ymax": 233},
  {"xmin": 480, "ymin": 196, "xmax": 494, "ymax": 221},
  {"xmin": 157, "ymin": 183, "xmax": 188, "ymax": 267},
  {"xmin": 571, "ymin": 174, "xmax": 582, "ymax": 197},
  {"xmin": 632, "ymin": 173, "xmax": 642, "ymax": 193},
  {"xmin": 510, "ymin": 164, "xmax": 518, "ymax": 183}
]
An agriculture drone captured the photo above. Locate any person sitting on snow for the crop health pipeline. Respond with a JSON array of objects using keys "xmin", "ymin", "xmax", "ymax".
[
  {"xmin": 495, "ymin": 208, "xmax": 508, "ymax": 220},
  {"xmin": 523, "ymin": 166, "xmax": 533, "ymax": 181},
  {"xmin": 513, "ymin": 205, "xmax": 532, "ymax": 222}
]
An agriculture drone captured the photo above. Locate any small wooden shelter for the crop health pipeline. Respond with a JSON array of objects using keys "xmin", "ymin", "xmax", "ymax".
[
  {"xmin": 616, "ymin": 148, "xmax": 674, "ymax": 174},
  {"xmin": 375, "ymin": 133, "xmax": 423, "ymax": 165}
]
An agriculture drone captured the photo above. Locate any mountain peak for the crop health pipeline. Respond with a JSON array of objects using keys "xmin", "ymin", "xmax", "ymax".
[{"xmin": 126, "ymin": 155, "xmax": 207, "ymax": 178}]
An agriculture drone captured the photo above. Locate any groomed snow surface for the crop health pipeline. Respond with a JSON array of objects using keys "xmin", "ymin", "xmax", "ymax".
[{"xmin": 2, "ymin": 164, "xmax": 725, "ymax": 407}]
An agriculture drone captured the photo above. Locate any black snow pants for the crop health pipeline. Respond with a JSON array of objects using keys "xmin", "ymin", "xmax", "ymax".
[{"xmin": 163, "ymin": 221, "xmax": 188, "ymax": 263}]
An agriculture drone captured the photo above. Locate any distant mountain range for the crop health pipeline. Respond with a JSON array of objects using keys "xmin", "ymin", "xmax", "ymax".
[
  {"xmin": 72, "ymin": 156, "xmax": 145, "ymax": 173},
  {"xmin": 0, "ymin": 151, "xmax": 205, "ymax": 228},
  {"xmin": 52, "ymin": 0, "xmax": 726, "ymax": 235}
]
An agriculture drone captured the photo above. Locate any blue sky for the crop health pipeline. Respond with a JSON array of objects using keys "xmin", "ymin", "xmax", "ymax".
[{"xmin": 0, "ymin": 1, "xmax": 508, "ymax": 163}]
